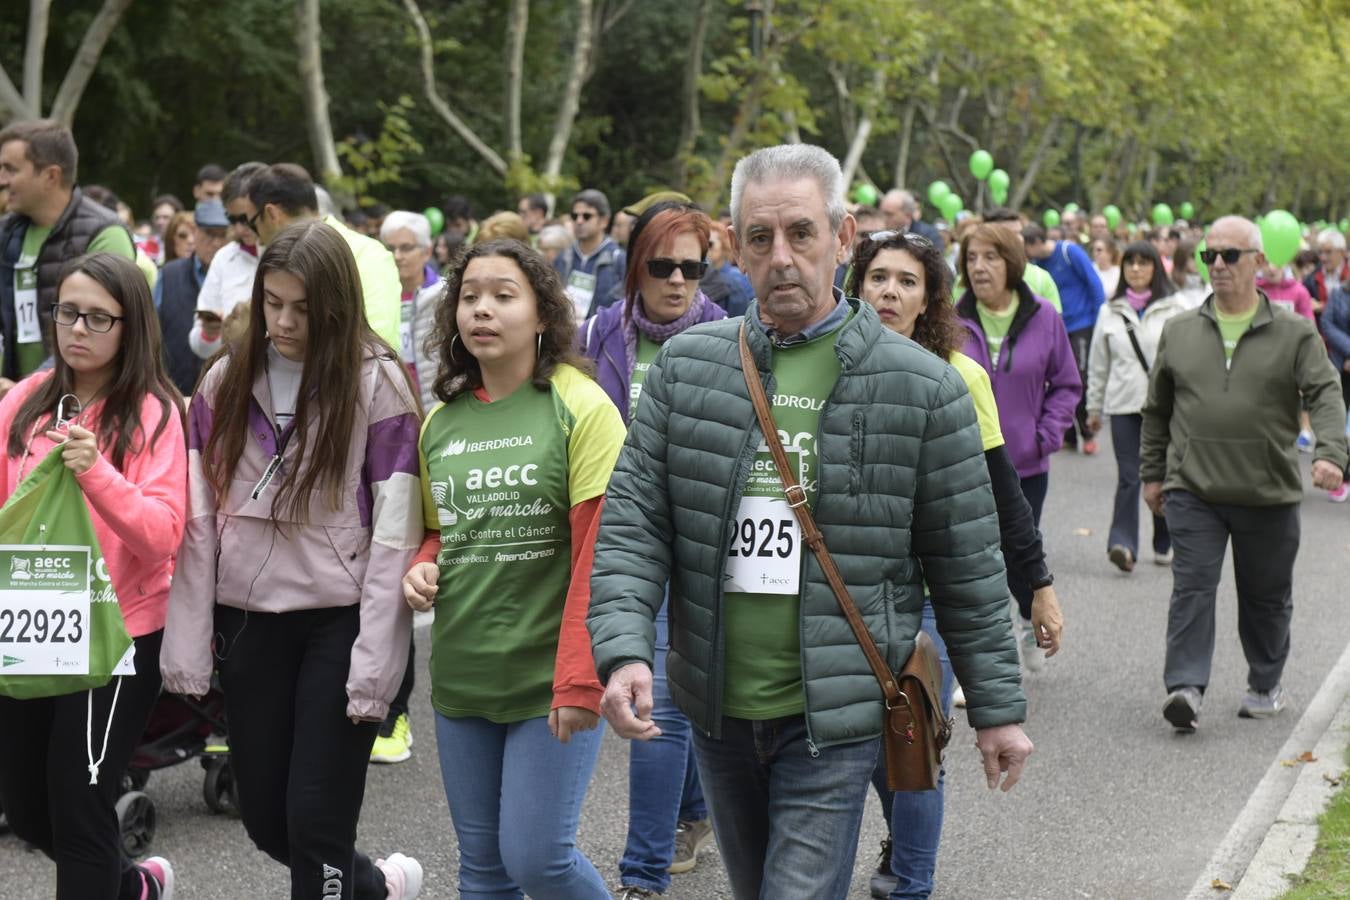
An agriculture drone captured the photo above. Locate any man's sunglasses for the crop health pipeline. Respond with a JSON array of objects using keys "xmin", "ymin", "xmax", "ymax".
[
  {"xmin": 228, "ymin": 210, "xmax": 264, "ymax": 232},
  {"xmin": 1198, "ymin": 248, "xmax": 1258, "ymax": 266},
  {"xmin": 646, "ymin": 258, "xmax": 709, "ymax": 280},
  {"xmin": 865, "ymin": 229, "xmax": 934, "ymax": 249},
  {"xmin": 571, "ymin": 211, "xmax": 596, "ymax": 222}
]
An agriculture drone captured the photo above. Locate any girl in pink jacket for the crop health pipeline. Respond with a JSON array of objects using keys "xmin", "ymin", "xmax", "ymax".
[
  {"xmin": 160, "ymin": 222, "xmax": 425, "ymax": 900},
  {"xmin": 0, "ymin": 253, "xmax": 186, "ymax": 899}
]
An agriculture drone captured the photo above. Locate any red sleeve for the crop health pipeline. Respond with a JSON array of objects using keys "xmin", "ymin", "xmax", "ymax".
[
  {"xmin": 411, "ymin": 530, "xmax": 439, "ymax": 567},
  {"xmin": 552, "ymin": 496, "xmax": 605, "ymax": 714}
]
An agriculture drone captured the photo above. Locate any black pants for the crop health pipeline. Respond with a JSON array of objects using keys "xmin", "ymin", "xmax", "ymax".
[
  {"xmin": 1162, "ymin": 491, "xmax": 1300, "ymax": 694},
  {"xmin": 385, "ymin": 631, "xmax": 415, "ymax": 724},
  {"xmin": 1065, "ymin": 327, "xmax": 1093, "ymax": 443},
  {"xmin": 1008, "ymin": 473, "xmax": 1049, "ymax": 620},
  {"xmin": 1108, "ymin": 414, "xmax": 1170, "ymax": 558},
  {"xmin": 0, "ymin": 630, "xmax": 164, "ymax": 900},
  {"xmin": 215, "ymin": 604, "xmax": 387, "ymax": 900}
]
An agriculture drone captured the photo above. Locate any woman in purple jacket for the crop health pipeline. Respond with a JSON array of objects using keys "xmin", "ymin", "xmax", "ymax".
[
  {"xmin": 955, "ymin": 222, "xmax": 1081, "ymax": 672},
  {"xmin": 579, "ymin": 201, "xmax": 724, "ymax": 897}
]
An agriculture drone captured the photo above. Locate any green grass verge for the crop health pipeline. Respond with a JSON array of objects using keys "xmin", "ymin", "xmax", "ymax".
[{"xmin": 1281, "ymin": 741, "xmax": 1350, "ymax": 898}]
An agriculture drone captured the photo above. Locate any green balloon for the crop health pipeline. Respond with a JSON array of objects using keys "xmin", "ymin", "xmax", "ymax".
[
  {"xmin": 423, "ymin": 206, "xmax": 445, "ymax": 237},
  {"xmin": 1179, "ymin": 201, "xmax": 1195, "ymax": 220},
  {"xmin": 1043, "ymin": 209, "xmax": 1061, "ymax": 228},
  {"xmin": 928, "ymin": 181, "xmax": 951, "ymax": 206},
  {"xmin": 969, "ymin": 150, "xmax": 994, "ymax": 180},
  {"xmin": 1194, "ymin": 239, "xmax": 1209, "ymax": 284},
  {"xmin": 939, "ymin": 193, "xmax": 963, "ymax": 221},
  {"xmin": 988, "ymin": 169, "xmax": 1010, "ymax": 193},
  {"xmin": 1340, "ymin": 218, "xmax": 1349, "ymax": 233},
  {"xmin": 1260, "ymin": 209, "xmax": 1300, "ymax": 268},
  {"xmin": 1103, "ymin": 204, "xmax": 1122, "ymax": 230},
  {"xmin": 851, "ymin": 183, "xmax": 879, "ymax": 207},
  {"xmin": 1151, "ymin": 204, "xmax": 1174, "ymax": 226},
  {"xmin": 990, "ymin": 184, "xmax": 1008, "ymax": 205},
  {"xmin": 1064, "ymin": 202, "xmax": 1080, "ymax": 214}
]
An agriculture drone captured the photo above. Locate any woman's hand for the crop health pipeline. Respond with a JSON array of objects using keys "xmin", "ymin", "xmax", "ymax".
[
  {"xmin": 1085, "ymin": 413, "xmax": 1102, "ymax": 435},
  {"xmin": 46, "ymin": 423, "xmax": 101, "ymax": 476},
  {"xmin": 1030, "ymin": 586, "xmax": 1064, "ymax": 658},
  {"xmin": 402, "ymin": 562, "xmax": 439, "ymax": 611},
  {"xmin": 549, "ymin": 706, "xmax": 600, "ymax": 744}
]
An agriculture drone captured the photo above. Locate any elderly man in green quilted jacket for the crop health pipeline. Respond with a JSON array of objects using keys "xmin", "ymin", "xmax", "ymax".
[{"xmin": 588, "ymin": 143, "xmax": 1032, "ymax": 899}]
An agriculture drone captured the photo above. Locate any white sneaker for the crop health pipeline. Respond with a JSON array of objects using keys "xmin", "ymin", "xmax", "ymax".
[
  {"xmin": 952, "ymin": 684, "xmax": 967, "ymax": 708},
  {"xmin": 1153, "ymin": 549, "xmax": 1173, "ymax": 565},
  {"xmin": 377, "ymin": 853, "xmax": 424, "ymax": 900}
]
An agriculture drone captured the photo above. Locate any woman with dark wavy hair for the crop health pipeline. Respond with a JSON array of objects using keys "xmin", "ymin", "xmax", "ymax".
[
  {"xmin": 402, "ymin": 239, "xmax": 624, "ymax": 899},
  {"xmin": 849, "ymin": 231, "xmax": 1063, "ymax": 900}
]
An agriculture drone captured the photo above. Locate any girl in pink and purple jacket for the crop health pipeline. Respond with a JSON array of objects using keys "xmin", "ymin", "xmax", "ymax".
[{"xmin": 0, "ymin": 252, "xmax": 186, "ymax": 899}]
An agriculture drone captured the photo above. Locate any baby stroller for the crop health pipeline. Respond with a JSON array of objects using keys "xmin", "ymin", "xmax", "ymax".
[{"xmin": 117, "ymin": 686, "xmax": 236, "ymax": 857}]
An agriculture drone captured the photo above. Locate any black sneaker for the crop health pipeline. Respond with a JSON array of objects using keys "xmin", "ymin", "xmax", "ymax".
[
  {"xmin": 869, "ymin": 837, "xmax": 897, "ymax": 899},
  {"xmin": 1163, "ymin": 687, "xmax": 1202, "ymax": 733}
]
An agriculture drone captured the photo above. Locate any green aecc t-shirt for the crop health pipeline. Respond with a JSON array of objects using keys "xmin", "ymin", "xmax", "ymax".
[{"xmin": 1214, "ymin": 303, "xmax": 1259, "ymax": 368}]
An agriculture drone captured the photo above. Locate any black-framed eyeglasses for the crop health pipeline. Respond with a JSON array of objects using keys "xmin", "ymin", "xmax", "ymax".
[
  {"xmin": 646, "ymin": 258, "xmax": 708, "ymax": 280},
  {"xmin": 865, "ymin": 229, "xmax": 934, "ymax": 250},
  {"xmin": 1199, "ymin": 248, "xmax": 1258, "ymax": 266},
  {"xmin": 53, "ymin": 304, "xmax": 124, "ymax": 333},
  {"xmin": 571, "ymin": 211, "xmax": 595, "ymax": 222}
]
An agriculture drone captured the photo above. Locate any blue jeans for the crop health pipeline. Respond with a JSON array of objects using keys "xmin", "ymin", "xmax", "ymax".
[
  {"xmin": 692, "ymin": 713, "xmax": 879, "ymax": 899},
  {"xmin": 434, "ymin": 714, "xmax": 609, "ymax": 899},
  {"xmin": 870, "ymin": 601, "xmax": 955, "ymax": 899},
  {"xmin": 1108, "ymin": 413, "xmax": 1170, "ymax": 558},
  {"xmin": 620, "ymin": 605, "xmax": 707, "ymax": 893}
]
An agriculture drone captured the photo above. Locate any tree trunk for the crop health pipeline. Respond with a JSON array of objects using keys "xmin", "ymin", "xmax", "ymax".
[
  {"xmin": 542, "ymin": 0, "xmax": 594, "ymax": 183},
  {"xmin": 294, "ymin": 0, "xmax": 342, "ymax": 185},
  {"xmin": 893, "ymin": 99, "xmax": 916, "ymax": 189},
  {"xmin": 402, "ymin": 0, "xmax": 508, "ymax": 176},
  {"xmin": 46, "ymin": 0, "xmax": 134, "ymax": 127},
  {"xmin": 23, "ymin": 0, "xmax": 52, "ymax": 113},
  {"xmin": 504, "ymin": 0, "xmax": 528, "ymax": 162},
  {"xmin": 673, "ymin": 0, "xmax": 713, "ymax": 189},
  {"xmin": 1140, "ymin": 148, "xmax": 1159, "ymax": 209},
  {"xmin": 841, "ymin": 67, "xmax": 886, "ymax": 188},
  {"xmin": 1009, "ymin": 114, "xmax": 1061, "ymax": 211}
]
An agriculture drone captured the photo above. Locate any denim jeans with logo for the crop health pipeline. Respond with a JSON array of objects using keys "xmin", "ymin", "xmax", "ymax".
[
  {"xmin": 619, "ymin": 604, "xmax": 708, "ymax": 893},
  {"xmin": 435, "ymin": 713, "xmax": 609, "ymax": 899},
  {"xmin": 692, "ymin": 711, "xmax": 879, "ymax": 899}
]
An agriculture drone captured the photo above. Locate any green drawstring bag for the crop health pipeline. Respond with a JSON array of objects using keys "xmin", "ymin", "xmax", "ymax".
[{"xmin": 0, "ymin": 446, "xmax": 132, "ymax": 701}]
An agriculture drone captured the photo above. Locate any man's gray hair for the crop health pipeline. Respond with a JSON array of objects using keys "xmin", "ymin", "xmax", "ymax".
[
  {"xmin": 538, "ymin": 223, "xmax": 570, "ymax": 251},
  {"xmin": 1317, "ymin": 228, "xmax": 1347, "ymax": 252},
  {"xmin": 730, "ymin": 144, "xmax": 847, "ymax": 235},
  {"xmin": 380, "ymin": 210, "xmax": 432, "ymax": 248},
  {"xmin": 1210, "ymin": 215, "xmax": 1262, "ymax": 251}
]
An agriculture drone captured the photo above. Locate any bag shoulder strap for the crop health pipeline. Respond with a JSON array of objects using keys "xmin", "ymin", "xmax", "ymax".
[
  {"xmin": 736, "ymin": 325, "xmax": 901, "ymax": 705},
  {"xmin": 1116, "ymin": 312, "xmax": 1150, "ymax": 373}
]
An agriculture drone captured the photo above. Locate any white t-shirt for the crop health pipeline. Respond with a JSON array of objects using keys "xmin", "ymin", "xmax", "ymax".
[
  {"xmin": 266, "ymin": 343, "xmax": 303, "ymax": 432},
  {"xmin": 190, "ymin": 242, "xmax": 260, "ymax": 359}
]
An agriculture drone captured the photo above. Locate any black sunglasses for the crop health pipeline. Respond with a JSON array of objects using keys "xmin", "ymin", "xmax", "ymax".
[
  {"xmin": 646, "ymin": 258, "xmax": 708, "ymax": 280},
  {"xmin": 571, "ymin": 211, "xmax": 596, "ymax": 222},
  {"xmin": 1199, "ymin": 248, "xmax": 1258, "ymax": 266},
  {"xmin": 227, "ymin": 213, "xmax": 251, "ymax": 226},
  {"xmin": 866, "ymin": 229, "xmax": 934, "ymax": 250}
]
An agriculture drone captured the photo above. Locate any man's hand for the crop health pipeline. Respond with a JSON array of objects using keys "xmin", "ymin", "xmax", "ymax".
[
  {"xmin": 1143, "ymin": 481, "xmax": 1165, "ymax": 517},
  {"xmin": 1312, "ymin": 459, "xmax": 1344, "ymax": 492},
  {"xmin": 48, "ymin": 423, "xmax": 100, "ymax": 476},
  {"xmin": 1085, "ymin": 413, "xmax": 1102, "ymax": 436},
  {"xmin": 1030, "ymin": 586, "xmax": 1064, "ymax": 658},
  {"xmin": 549, "ymin": 706, "xmax": 600, "ymax": 744},
  {"xmin": 975, "ymin": 723, "xmax": 1034, "ymax": 792},
  {"xmin": 401, "ymin": 562, "xmax": 439, "ymax": 611},
  {"xmin": 198, "ymin": 312, "xmax": 223, "ymax": 341},
  {"xmin": 599, "ymin": 662, "xmax": 661, "ymax": 741}
]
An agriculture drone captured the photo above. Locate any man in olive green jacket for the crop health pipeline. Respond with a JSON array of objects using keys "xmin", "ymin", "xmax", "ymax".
[
  {"xmin": 1141, "ymin": 215, "xmax": 1347, "ymax": 733},
  {"xmin": 588, "ymin": 144, "xmax": 1032, "ymax": 899}
]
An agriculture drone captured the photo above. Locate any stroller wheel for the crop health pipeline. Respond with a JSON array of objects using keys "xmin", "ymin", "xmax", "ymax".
[
  {"xmin": 116, "ymin": 791, "xmax": 156, "ymax": 858},
  {"xmin": 203, "ymin": 757, "xmax": 237, "ymax": 816},
  {"xmin": 122, "ymin": 767, "xmax": 149, "ymax": 793}
]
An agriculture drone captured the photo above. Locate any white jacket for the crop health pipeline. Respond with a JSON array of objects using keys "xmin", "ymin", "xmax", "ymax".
[{"xmin": 1086, "ymin": 293, "xmax": 1189, "ymax": 416}]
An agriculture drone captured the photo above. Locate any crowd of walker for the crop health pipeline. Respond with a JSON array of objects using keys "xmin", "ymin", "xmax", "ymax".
[{"xmin": 0, "ymin": 117, "xmax": 1345, "ymax": 900}]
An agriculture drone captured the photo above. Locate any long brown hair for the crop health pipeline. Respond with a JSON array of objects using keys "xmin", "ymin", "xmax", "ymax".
[
  {"xmin": 431, "ymin": 239, "xmax": 593, "ymax": 404},
  {"xmin": 202, "ymin": 220, "xmax": 400, "ymax": 519},
  {"xmin": 8, "ymin": 253, "xmax": 180, "ymax": 470}
]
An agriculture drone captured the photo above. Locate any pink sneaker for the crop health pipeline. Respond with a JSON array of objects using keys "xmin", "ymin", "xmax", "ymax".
[
  {"xmin": 376, "ymin": 853, "xmax": 423, "ymax": 900},
  {"xmin": 1329, "ymin": 484, "xmax": 1348, "ymax": 503},
  {"xmin": 139, "ymin": 856, "xmax": 175, "ymax": 900}
]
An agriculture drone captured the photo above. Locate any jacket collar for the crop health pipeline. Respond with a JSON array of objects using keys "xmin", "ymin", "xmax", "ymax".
[
  {"xmin": 749, "ymin": 289, "xmax": 850, "ymax": 347},
  {"xmin": 745, "ymin": 295, "xmax": 875, "ymax": 372},
  {"xmin": 1197, "ymin": 290, "xmax": 1275, "ymax": 329}
]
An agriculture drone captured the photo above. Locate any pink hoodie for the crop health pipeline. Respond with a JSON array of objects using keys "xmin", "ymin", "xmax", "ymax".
[
  {"xmin": 0, "ymin": 372, "xmax": 187, "ymax": 638},
  {"xmin": 1256, "ymin": 274, "xmax": 1315, "ymax": 320}
]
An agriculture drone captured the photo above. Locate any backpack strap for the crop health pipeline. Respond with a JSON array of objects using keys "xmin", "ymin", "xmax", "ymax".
[{"xmin": 1117, "ymin": 312, "xmax": 1149, "ymax": 373}]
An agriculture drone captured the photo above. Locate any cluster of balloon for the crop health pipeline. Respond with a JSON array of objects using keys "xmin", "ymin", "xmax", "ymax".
[
  {"xmin": 927, "ymin": 180, "xmax": 964, "ymax": 221},
  {"xmin": 423, "ymin": 206, "xmax": 444, "ymax": 236}
]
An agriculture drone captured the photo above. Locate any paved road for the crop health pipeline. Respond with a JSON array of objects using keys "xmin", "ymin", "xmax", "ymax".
[{"xmin": 5, "ymin": 425, "xmax": 1348, "ymax": 898}]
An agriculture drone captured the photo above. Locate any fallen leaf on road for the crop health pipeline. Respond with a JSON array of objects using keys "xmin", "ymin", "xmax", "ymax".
[
  {"xmin": 1211, "ymin": 878, "xmax": 1233, "ymax": 891},
  {"xmin": 1323, "ymin": 772, "xmax": 1342, "ymax": 786},
  {"xmin": 1299, "ymin": 751, "xmax": 1318, "ymax": 763},
  {"xmin": 1281, "ymin": 759, "xmax": 1300, "ymax": 767},
  {"xmin": 1073, "ymin": 528, "xmax": 1092, "ymax": 536}
]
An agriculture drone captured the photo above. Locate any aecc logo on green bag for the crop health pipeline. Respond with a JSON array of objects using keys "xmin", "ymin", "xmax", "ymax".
[{"xmin": 0, "ymin": 549, "xmax": 87, "ymax": 591}]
